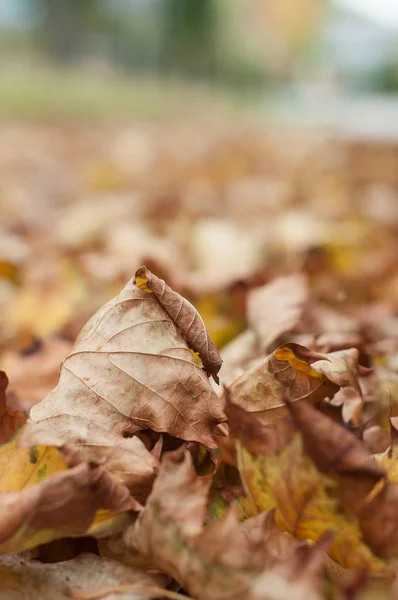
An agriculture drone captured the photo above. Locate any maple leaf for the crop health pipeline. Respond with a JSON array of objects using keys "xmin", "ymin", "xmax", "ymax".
[
  {"xmin": 225, "ymin": 397, "xmax": 389, "ymax": 573},
  {"xmin": 125, "ymin": 448, "xmax": 330, "ymax": 600}
]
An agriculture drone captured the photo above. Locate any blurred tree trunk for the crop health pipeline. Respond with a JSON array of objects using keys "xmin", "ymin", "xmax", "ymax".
[
  {"xmin": 161, "ymin": 0, "xmax": 218, "ymax": 78},
  {"xmin": 33, "ymin": 0, "xmax": 100, "ymax": 63}
]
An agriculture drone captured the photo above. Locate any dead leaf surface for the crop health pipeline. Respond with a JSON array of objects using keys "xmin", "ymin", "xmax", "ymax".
[
  {"xmin": 228, "ymin": 343, "xmax": 338, "ymax": 424},
  {"xmin": 126, "ymin": 449, "xmax": 330, "ymax": 600},
  {"xmin": 247, "ymin": 274, "xmax": 309, "ymax": 352},
  {"xmin": 0, "ymin": 553, "xmax": 166, "ymax": 600},
  {"xmin": 29, "ymin": 271, "xmax": 225, "ymax": 472},
  {"xmin": 0, "ymin": 371, "xmax": 26, "ymax": 443},
  {"xmin": 134, "ymin": 265, "xmax": 223, "ymax": 382},
  {"xmin": 0, "ymin": 444, "xmax": 138, "ymax": 553}
]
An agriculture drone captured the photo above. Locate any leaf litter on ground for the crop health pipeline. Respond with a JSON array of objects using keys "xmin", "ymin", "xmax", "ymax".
[{"xmin": 0, "ymin": 121, "xmax": 397, "ymax": 598}]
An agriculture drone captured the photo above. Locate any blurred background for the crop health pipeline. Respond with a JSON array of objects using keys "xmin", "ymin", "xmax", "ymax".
[
  {"xmin": 0, "ymin": 0, "xmax": 397, "ymax": 409},
  {"xmin": 1, "ymin": 0, "xmax": 398, "ymax": 123}
]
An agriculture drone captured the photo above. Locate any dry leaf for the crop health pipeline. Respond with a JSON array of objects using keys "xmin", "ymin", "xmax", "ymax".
[
  {"xmin": 228, "ymin": 343, "xmax": 337, "ymax": 424},
  {"xmin": 247, "ymin": 274, "xmax": 309, "ymax": 352},
  {"xmin": 0, "ymin": 444, "xmax": 138, "ymax": 553},
  {"xmin": 19, "ymin": 422, "xmax": 159, "ymax": 503},
  {"xmin": 285, "ymin": 395, "xmax": 384, "ymax": 499},
  {"xmin": 0, "ymin": 371, "xmax": 26, "ymax": 443},
  {"xmin": 28, "ymin": 270, "xmax": 225, "ymax": 488},
  {"xmin": 125, "ymin": 449, "xmax": 330, "ymax": 600},
  {"xmin": 252, "ymin": 535, "xmax": 332, "ymax": 600},
  {"xmin": 0, "ymin": 553, "xmax": 167, "ymax": 600},
  {"xmin": 226, "ymin": 400, "xmax": 387, "ymax": 573},
  {"xmin": 134, "ymin": 265, "xmax": 223, "ymax": 382},
  {"xmin": 1, "ymin": 338, "xmax": 72, "ymax": 411},
  {"xmin": 310, "ymin": 348, "xmax": 363, "ymax": 398}
]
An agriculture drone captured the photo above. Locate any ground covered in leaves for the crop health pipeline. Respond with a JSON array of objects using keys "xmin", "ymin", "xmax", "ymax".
[{"xmin": 0, "ymin": 120, "xmax": 397, "ymax": 599}]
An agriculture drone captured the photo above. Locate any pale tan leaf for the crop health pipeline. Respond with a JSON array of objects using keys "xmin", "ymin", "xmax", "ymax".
[
  {"xmin": 134, "ymin": 265, "xmax": 223, "ymax": 382},
  {"xmin": 248, "ymin": 274, "xmax": 309, "ymax": 352},
  {"xmin": 0, "ymin": 553, "xmax": 166, "ymax": 600},
  {"xmin": 29, "ymin": 272, "xmax": 225, "ymax": 474},
  {"xmin": 228, "ymin": 343, "xmax": 337, "ymax": 425}
]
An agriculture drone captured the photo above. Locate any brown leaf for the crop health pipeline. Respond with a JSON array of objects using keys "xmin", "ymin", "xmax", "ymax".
[
  {"xmin": 228, "ymin": 343, "xmax": 337, "ymax": 425},
  {"xmin": 285, "ymin": 396, "xmax": 385, "ymax": 508},
  {"xmin": 310, "ymin": 348, "xmax": 363, "ymax": 398},
  {"xmin": 19, "ymin": 422, "xmax": 158, "ymax": 503},
  {"xmin": 223, "ymin": 389, "xmax": 294, "ymax": 457},
  {"xmin": 0, "ymin": 553, "xmax": 166, "ymax": 600},
  {"xmin": 247, "ymin": 274, "xmax": 309, "ymax": 352},
  {"xmin": 134, "ymin": 265, "xmax": 223, "ymax": 382},
  {"xmin": 28, "ymin": 271, "xmax": 225, "ymax": 482},
  {"xmin": 0, "ymin": 371, "xmax": 27, "ymax": 444},
  {"xmin": 359, "ymin": 483, "xmax": 398, "ymax": 559},
  {"xmin": 285, "ymin": 397, "xmax": 384, "ymax": 482},
  {"xmin": 125, "ymin": 448, "xmax": 326, "ymax": 600},
  {"xmin": 252, "ymin": 535, "xmax": 333, "ymax": 600},
  {"xmin": 0, "ymin": 446, "xmax": 139, "ymax": 553},
  {"xmin": 226, "ymin": 400, "xmax": 387, "ymax": 572},
  {"xmin": 1, "ymin": 338, "xmax": 72, "ymax": 411}
]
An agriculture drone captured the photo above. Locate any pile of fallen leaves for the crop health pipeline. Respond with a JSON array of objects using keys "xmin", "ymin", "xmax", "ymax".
[{"xmin": 0, "ymin": 121, "xmax": 397, "ymax": 598}]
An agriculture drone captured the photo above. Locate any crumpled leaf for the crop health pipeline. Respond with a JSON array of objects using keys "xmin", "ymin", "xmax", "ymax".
[
  {"xmin": 287, "ymin": 398, "xmax": 398, "ymax": 564},
  {"xmin": 0, "ymin": 552, "xmax": 167, "ymax": 600},
  {"xmin": 0, "ymin": 371, "xmax": 26, "ymax": 443},
  {"xmin": 0, "ymin": 442, "xmax": 139, "ymax": 553},
  {"xmin": 134, "ymin": 265, "xmax": 223, "ymax": 382},
  {"xmin": 28, "ymin": 269, "xmax": 225, "ymax": 486},
  {"xmin": 310, "ymin": 348, "xmax": 363, "ymax": 398},
  {"xmin": 247, "ymin": 274, "xmax": 309, "ymax": 352},
  {"xmin": 19, "ymin": 422, "xmax": 158, "ymax": 503},
  {"xmin": 358, "ymin": 417, "xmax": 398, "ymax": 559},
  {"xmin": 285, "ymin": 394, "xmax": 384, "ymax": 504},
  {"xmin": 252, "ymin": 534, "xmax": 332, "ymax": 600},
  {"xmin": 226, "ymin": 399, "xmax": 387, "ymax": 573},
  {"xmin": 228, "ymin": 343, "xmax": 338, "ymax": 424},
  {"xmin": 125, "ymin": 449, "xmax": 330, "ymax": 600}
]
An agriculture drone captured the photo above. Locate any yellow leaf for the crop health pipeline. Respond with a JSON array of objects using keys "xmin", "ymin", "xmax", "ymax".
[
  {"xmin": 0, "ymin": 433, "xmax": 137, "ymax": 553},
  {"xmin": 238, "ymin": 434, "xmax": 387, "ymax": 573},
  {"xmin": 274, "ymin": 347, "xmax": 323, "ymax": 379},
  {"xmin": 0, "ymin": 431, "xmax": 68, "ymax": 493}
]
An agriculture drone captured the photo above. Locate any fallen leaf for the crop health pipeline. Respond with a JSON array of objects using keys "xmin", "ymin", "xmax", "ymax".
[
  {"xmin": 247, "ymin": 274, "xmax": 309, "ymax": 352},
  {"xmin": 134, "ymin": 265, "xmax": 223, "ymax": 382},
  {"xmin": 0, "ymin": 371, "xmax": 26, "ymax": 443},
  {"xmin": 310, "ymin": 348, "xmax": 363, "ymax": 398},
  {"xmin": 19, "ymin": 422, "xmax": 159, "ymax": 503},
  {"xmin": 1, "ymin": 337, "xmax": 72, "ymax": 411},
  {"xmin": 252, "ymin": 534, "xmax": 332, "ymax": 600},
  {"xmin": 28, "ymin": 269, "xmax": 225, "ymax": 484},
  {"xmin": 285, "ymin": 395, "xmax": 384, "ymax": 502},
  {"xmin": 228, "ymin": 343, "xmax": 338, "ymax": 424},
  {"xmin": 0, "ymin": 443, "xmax": 138, "ymax": 553},
  {"xmin": 0, "ymin": 552, "xmax": 166, "ymax": 600},
  {"xmin": 125, "ymin": 448, "xmax": 329, "ymax": 600},
  {"xmin": 226, "ymin": 400, "xmax": 387, "ymax": 572}
]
